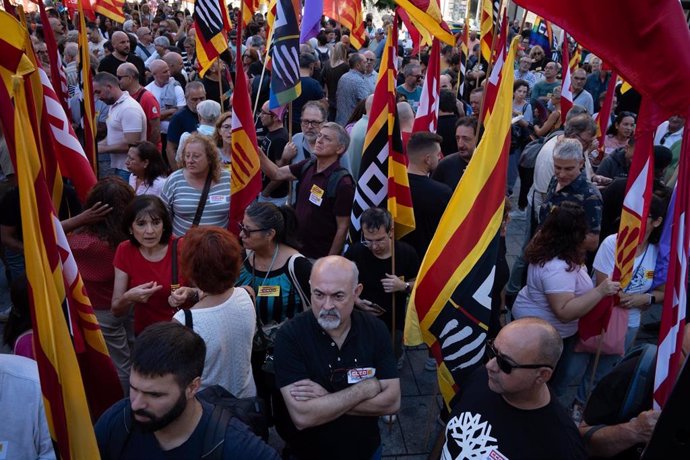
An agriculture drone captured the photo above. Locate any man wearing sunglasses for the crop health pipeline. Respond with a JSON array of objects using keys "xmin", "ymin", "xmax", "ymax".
[
  {"xmin": 442, "ymin": 318, "xmax": 586, "ymax": 459},
  {"xmin": 396, "ymin": 63, "xmax": 423, "ymax": 113}
]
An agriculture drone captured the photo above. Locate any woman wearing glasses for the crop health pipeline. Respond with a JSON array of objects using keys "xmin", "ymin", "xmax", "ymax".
[{"xmin": 511, "ymin": 202, "xmax": 620, "ymax": 402}]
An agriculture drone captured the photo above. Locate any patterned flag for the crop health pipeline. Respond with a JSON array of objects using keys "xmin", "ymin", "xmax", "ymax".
[
  {"xmin": 393, "ymin": 0, "xmax": 455, "ymax": 46},
  {"xmin": 77, "ymin": 1, "xmax": 97, "ymax": 172},
  {"xmin": 300, "ymin": 0, "xmax": 323, "ymax": 44},
  {"xmin": 479, "ymin": 12, "xmax": 507, "ymax": 123},
  {"xmin": 230, "ymin": 25, "xmax": 262, "ymax": 235},
  {"xmin": 94, "ymin": 0, "xmax": 125, "ymax": 23},
  {"xmin": 194, "ymin": 0, "xmax": 232, "ymax": 78},
  {"xmin": 38, "ymin": 1, "xmax": 69, "ymax": 113},
  {"xmin": 569, "ymin": 42, "xmax": 581, "ymax": 71},
  {"xmin": 560, "ymin": 36, "xmax": 573, "ymax": 124},
  {"xmin": 323, "ymin": 0, "xmax": 366, "ymax": 50},
  {"xmin": 269, "ymin": 0, "xmax": 301, "ymax": 108},
  {"xmin": 412, "ymin": 38, "xmax": 440, "ymax": 133},
  {"xmin": 654, "ymin": 116, "xmax": 689, "ymax": 409},
  {"xmin": 350, "ymin": 20, "xmax": 415, "ymax": 241},
  {"xmin": 479, "ymin": 0, "xmax": 498, "ymax": 63},
  {"xmin": 263, "ymin": 0, "xmax": 278, "ymax": 71},
  {"xmin": 579, "ymin": 100, "xmax": 657, "ymax": 342},
  {"xmin": 458, "ymin": 15, "xmax": 470, "ymax": 98},
  {"xmin": 529, "ymin": 16, "xmax": 553, "ymax": 59},
  {"xmin": 0, "ymin": 11, "xmax": 121, "ymax": 458},
  {"xmin": 405, "ymin": 37, "xmax": 519, "ymax": 408}
]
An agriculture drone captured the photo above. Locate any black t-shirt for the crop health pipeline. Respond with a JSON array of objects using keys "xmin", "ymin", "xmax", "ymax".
[
  {"xmin": 402, "ymin": 173, "xmax": 452, "ymax": 259},
  {"xmin": 273, "ymin": 310, "xmax": 397, "ymax": 460},
  {"xmin": 444, "ymin": 368, "xmax": 587, "ymax": 460},
  {"xmin": 344, "ymin": 241, "xmax": 419, "ymax": 331},
  {"xmin": 201, "ymin": 76, "xmax": 231, "ymax": 111},
  {"xmin": 437, "ymin": 114, "xmax": 459, "ymax": 157},
  {"xmin": 432, "ymin": 153, "xmax": 468, "ymax": 191},
  {"xmin": 321, "ymin": 62, "xmax": 349, "ymax": 109},
  {"xmin": 292, "ymin": 77, "xmax": 324, "ymax": 125},
  {"xmin": 98, "ymin": 54, "xmax": 147, "ymax": 85},
  {"xmin": 260, "ymin": 127, "xmax": 290, "ymax": 198}
]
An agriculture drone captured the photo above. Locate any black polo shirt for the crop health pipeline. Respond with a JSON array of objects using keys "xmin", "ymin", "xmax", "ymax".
[
  {"xmin": 273, "ymin": 310, "xmax": 397, "ymax": 460},
  {"xmin": 98, "ymin": 53, "xmax": 146, "ymax": 85}
]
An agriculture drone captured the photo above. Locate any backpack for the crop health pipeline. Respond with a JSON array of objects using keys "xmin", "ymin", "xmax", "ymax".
[
  {"xmin": 618, "ymin": 343, "xmax": 657, "ymax": 422},
  {"xmin": 518, "ymin": 130, "xmax": 562, "ymax": 169},
  {"xmin": 298, "ymin": 157, "xmax": 352, "ymax": 201}
]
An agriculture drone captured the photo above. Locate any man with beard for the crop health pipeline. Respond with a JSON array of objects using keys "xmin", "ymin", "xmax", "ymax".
[
  {"xmin": 432, "ymin": 116, "xmax": 478, "ymax": 190},
  {"xmin": 98, "ymin": 31, "xmax": 146, "ymax": 85},
  {"xmin": 95, "ymin": 322, "xmax": 279, "ymax": 458},
  {"xmin": 273, "ymin": 256, "xmax": 400, "ymax": 460}
]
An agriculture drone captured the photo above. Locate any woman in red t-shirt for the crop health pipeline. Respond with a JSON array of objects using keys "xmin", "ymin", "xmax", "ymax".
[{"xmin": 112, "ymin": 195, "xmax": 184, "ymax": 335}]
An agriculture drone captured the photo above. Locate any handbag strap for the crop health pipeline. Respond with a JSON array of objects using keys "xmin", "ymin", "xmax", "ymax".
[
  {"xmin": 183, "ymin": 308, "xmax": 193, "ymax": 329},
  {"xmin": 171, "ymin": 238, "xmax": 179, "ymax": 291},
  {"xmin": 288, "ymin": 254, "xmax": 310, "ymax": 310},
  {"xmin": 192, "ymin": 171, "xmax": 213, "ymax": 227}
]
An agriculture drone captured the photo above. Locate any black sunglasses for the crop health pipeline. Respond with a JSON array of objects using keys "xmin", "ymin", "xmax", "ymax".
[
  {"xmin": 238, "ymin": 223, "xmax": 269, "ymax": 235},
  {"xmin": 485, "ymin": 339, "xmax": 553, "ymax": 374}
]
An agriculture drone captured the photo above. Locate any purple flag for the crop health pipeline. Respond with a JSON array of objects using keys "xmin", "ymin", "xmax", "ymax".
[{"xmin": 300, "ymin": 0, "xmax": 323, "ymax": 43}]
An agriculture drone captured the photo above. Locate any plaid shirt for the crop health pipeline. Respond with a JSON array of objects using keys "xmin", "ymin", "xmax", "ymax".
[{"xmin": 540, "ymin": 172, "xmax": 602, "ymax": 234}]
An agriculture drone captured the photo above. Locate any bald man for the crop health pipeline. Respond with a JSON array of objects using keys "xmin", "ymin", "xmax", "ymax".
[
  {"xmin": 442, "ymin": 318, "xmax": 586, "ymax": 459},
  {"xmin": 145, "ymin": 60, "xmax": 184, "ymax": 155},
  {"xmin": 117, "ymin": 63, "xmax": 161, "ymax": 145},
  {"xmin": 162, "ymin": 52, "xmax": 187, "ymax": 90},
  {"xmin": 98, "ymin": 30, "xmax": 146, "ymax": 85},
  {"xmin": 274, "ymin": 256, "xmax": 400, "ymax": 460}
]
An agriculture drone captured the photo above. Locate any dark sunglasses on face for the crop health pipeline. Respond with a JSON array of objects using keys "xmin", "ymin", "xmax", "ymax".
[{"xmin": 485, "ymin": 339, "xmax": 553, "ymax": 374}]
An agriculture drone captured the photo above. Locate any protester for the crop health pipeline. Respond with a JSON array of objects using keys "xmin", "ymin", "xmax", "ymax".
[
  {"xmin": 604, "ymin": 111, "xmax": 636, "ymax": 156},
  {"xmin": 125, "ymin": 141, "xmax": 168, "ymax": 197},
  {"xmin": 322, "ymin": 42, "xmax": 349, "ymax": 121},
  {"xmin": 166, "ymin": 81, "xmax": 207, "ymax": 169},
  {"xmin": 432, "ymin": 116, "xmax": 478, "ymax": 190}
]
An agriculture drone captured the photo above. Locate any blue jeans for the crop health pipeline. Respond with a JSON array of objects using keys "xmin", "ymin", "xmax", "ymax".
[{"xmin": 506, "ymin": 151, "xmax": 519, "ymax": 195}]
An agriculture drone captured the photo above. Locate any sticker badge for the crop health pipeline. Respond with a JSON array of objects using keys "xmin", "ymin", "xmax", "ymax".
[
  {"xmin": 257, "ymin": 286, "xmax": 281, "ymax": 297},
  {"xmin": 347, "ymin": 367, "xmax": 376, "ymax": 384},
  {"xmin": 309, "ymin": 184, "xmax": 325, "ymax": 206},
  {"xmin": 209, "ymin": 194, "xmax": 228, "ymax": 204}
]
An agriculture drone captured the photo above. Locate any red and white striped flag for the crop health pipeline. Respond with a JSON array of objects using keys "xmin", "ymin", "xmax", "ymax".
[
  {"xmin": 560, "ymin": 36, "xmax": 573, "ymax": 123},
  {"xmin": 413, "ymin": 38, "xmax": 440, "ymax": 133},
  {"xmin": 653, "ymin": 114, "xmax": 690, "ymax": 410},
  {"xmin": 38, "ymin": 1, "xmax": 69, "ymax": 113},
  {"xmin": 480, "ymin": 11, "xmax": 507, "ymax": 123}
]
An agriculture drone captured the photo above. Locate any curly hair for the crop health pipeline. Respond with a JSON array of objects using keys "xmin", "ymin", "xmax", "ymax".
[
  {"xmin": 524, "ymin": 202, "xmax": 587, "ymax": 271},
  {"xmin": 79, "ymin": 177, "xmax": 135, "ymax": 248},
  {"xmin": 181, "ymin": 226, "xmax": 242, "ymax": 294},
  {"xmin": 180, "ymin": 133, "xmax": 222, "ymax": 183}
]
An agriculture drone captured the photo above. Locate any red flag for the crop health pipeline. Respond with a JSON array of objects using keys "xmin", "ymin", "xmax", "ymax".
[
  {"xmin": 654, "ymin": 114, "xmax": 690, "ymax": 409},
  {"xmin": 412, "ymin": 39, "xmax": 440, "ymax": 133},
  {"xmin": 229, "ymin": 24, "xmax": 262, "ymax": 235},
  {"xmin": 479, "ymin": 12, "xmax": 507, "ymax": 123},
  {"xmin": 323, "ymin": 0, "xmax": 366, "ymax": 49},
  {"xmin": 38, "ymin": 1, "xmax": 69, "ymax": 114},
  {"xmin": 94, "ymin": 0, "xmax": 125, "ymax": 23},
  {"xmin": 560, "ymin": 36, "xmax": 573, "ymax": 124},
  {"xmin": 595, "ymin": 70, "xmax": 617, "ymax": 151},
  {"xmin": 65, "ymin": 0, "xmax": 96, "ymax": 20}
]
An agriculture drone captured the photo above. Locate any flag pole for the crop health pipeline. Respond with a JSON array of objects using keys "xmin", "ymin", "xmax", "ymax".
[{"xmin": 217, "ymin": 59, "xmax": 224, "ymax": 107}]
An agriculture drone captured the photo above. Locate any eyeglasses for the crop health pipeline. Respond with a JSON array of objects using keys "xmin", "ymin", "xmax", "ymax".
[
  {"xmin": 361, "ymin": 234, "xmax": 389, "ymax": 248},
  {"xmin": 238, "ymin": 223, "xmax": 269, "ymax": 235},
  {"xmin": 301, "ymin": 119, "xmax": 324, "ymax": 127},
  {"xmin": 260, "ymin": 110, "xmax": 273, "ymax": 116},
  {"xmin": 485, "ymin": 339, "xmax": 553, "ymax": 374}
]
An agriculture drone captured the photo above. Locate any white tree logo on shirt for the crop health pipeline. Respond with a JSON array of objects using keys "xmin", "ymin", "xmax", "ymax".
[{"xmin": 442, "ymin": 412, "xmax": 498, "ymax": 460}]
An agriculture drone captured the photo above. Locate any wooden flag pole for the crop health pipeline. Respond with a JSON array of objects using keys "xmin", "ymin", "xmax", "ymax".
[{"xmin": 217, "ymin": 59, "xmax": 224, "ymax": 108}]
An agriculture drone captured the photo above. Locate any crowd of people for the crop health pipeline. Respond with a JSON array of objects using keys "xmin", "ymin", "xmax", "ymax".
[{"xmin": 0, "ymin": 2, "xmax": 688, "ymax": 459}]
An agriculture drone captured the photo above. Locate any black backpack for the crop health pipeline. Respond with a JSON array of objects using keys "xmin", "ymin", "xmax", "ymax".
[
  {"xmin": 297, "ymin": 158, "xmax": 352, "ymax": 201},
  {"xmin": 518, "ymin": 130, "xmax": 562, "ymax": 169}
]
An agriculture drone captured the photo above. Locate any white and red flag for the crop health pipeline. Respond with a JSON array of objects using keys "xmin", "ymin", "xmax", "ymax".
[
  {"xmin": 560, "ymin": 36, "xmax": 573, "ymax": 123},
  {"xmin": 412, "ymin": 38, "xmax": 440, "ymax": 133}
]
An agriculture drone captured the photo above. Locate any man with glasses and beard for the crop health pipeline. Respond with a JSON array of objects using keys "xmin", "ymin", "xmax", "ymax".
[
  {"xmin": 273, "ymin": 256, "xmax": 401, "ymax": 460},
  {"xmin": 95, "ymin": 322, "xmax": 279, "ymax": 458},
  {"xmin": 442, "ymin": 318, "xmax": 586, "ymax": 460}
]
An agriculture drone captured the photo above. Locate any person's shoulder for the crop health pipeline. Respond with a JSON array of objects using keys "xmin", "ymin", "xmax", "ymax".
[
  {"xmin": 95, "ymin": 398, "xmax": 130, "ymax": 433},
  {"xmin": 223, "ymin": 417, "xmax": 280, "ymax": 459},
  {"xmin": 0, "ymin": 354, "xmax": 40, "ymax": 382}
]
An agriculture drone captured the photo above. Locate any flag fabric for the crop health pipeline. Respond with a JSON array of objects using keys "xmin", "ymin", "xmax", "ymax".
[
  {"xmin": 230, "ymin": 25, "xmax": 262, "ymax": 235},
  {"xmin": 578, "ymin": 99, "xmax": 657, "ymax": 342},
  {"xmin": 93, "ymin": 0, "xmax": 125, "ymax": 23},
  {"xmin": 478, "ymin": 11, "xmax": 507, "ymax": 123},
  {"xmin": 0, "ymin": 11, "xmax": 121, "ymax": 458},
  {"xmin": 242, "ymin": 0, "xmax": 260, "ymax": 28},
  {"xmin": 65, "ymin": 0, "xmax": 97, "ymax": 21},
  {"xmin": 595, "ymin": 70, "xmax": 617, "ymax": 146},
  {"xmin": 393, "ymin": 0, "xmax": 455, "ymax": 46},
  {"xmin": 396, "ymin": 8, "xmax": 423, "ymax": 55},
  {"xmin": 262, "ymin": 0, "xmax": 278, "ymax": 71},
  {"xmin": 654, "ymin": 116, "xmax": 690, "ymax": 409},
  {"xmin": 323, "ymin": 0, "xmax": 366, "ymax": 50},
  {"xmin": 457, "ymin": 16, "xmax": 469, "ymax": 98},
  {"xmin": 412, "ymin": 39, "xmax": 440, "ymax": 133},
  {"xmin": 193, "ymin": 0, "xmax": 232, "ymax": 78},
  {"xmin": 299, "ymin": 0, "xmax": 322, "ymax": 43},
  {"xmin": 529, "ymin": 17, "xmax": 553, "ymax": 59},
  {"xmin": 268, "ymin": 0, "xmax": 301, "ymax": 108},
  {"xmin": 38, "ymin": 1, "xmax": 69, "ymax": 113},
  {"xmin": 405, "ymin": 36, "xmax": 519, "ymax": 408},
  {"xmin": 2, "ymin": 0, "xmax": 16, "ymax": 16},
  {"xmin": 560, "ymin": 36, "xmax": 573, "ymax": 124},
  {"xmin": 77, "ymin": 2, "xmax": 98, "ymax": 172},
  {"xmin": 569, "ymin": 42, "xmax": 581, "ymax": 71},
  {"xmin": 350, "ymin": 20, "xmax": 415, "ymax": 240},
  {"xmin": 479, "ymin": 0, "xmax": 496, "ymax": 63}
]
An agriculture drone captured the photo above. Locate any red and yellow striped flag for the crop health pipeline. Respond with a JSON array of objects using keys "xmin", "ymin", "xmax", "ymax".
[
  {"xmin": 394, "ymin": 0, "xmax": 455, "ymax": 46},
  {"xmin": 94, "ymin": 0, "xmax": 125, "ymax": 24},
  {"xmin": 77, "ymin": 0, "xmax": 97, "ymax": 172},
  {"xmin": 229, "ymin": 24, "xmax": 262, "ymax": 234},
  {"xmin": 194, "ymin": 0, "xmax": 232, "ymax": 77},
  {"xmin": 324, "ymin": 0, "xmax": 366, "ymax": 50},
  {"xmin": 480, "ymin": 0, "xmax": 499, "ymax": 63},
  {"xmin": 405, "ymin": 36, "xmax": 519, "ymax": 408},
  {"xmin": 0, "ymin": 10, "xmax": 121, "ymax": 458}
]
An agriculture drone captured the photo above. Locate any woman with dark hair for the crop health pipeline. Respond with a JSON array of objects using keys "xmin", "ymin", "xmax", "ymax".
[
  {"xmin": 125, "ymin": 141, "xmax": 168, "ymax": 197},
  {"xmin": 68, "ymin": 177, "xmax": 135, "ymax": 389},
  {"xmin": 3, "ymin": 275, "xmax": 34, "ymax": 359},
  {"xmin": 512, "ymin": 202, "xmax": 620, "ymax": 400},
  {"xmin": 604, "ymin": 111, "xmax": 636, "ymax": 156},
  {"xmin": 171, "ymin": 226, "xmax": 256, "ymax": 397},
  {"xmin": 111, "ymin": 195, "xmax": 183, "ymax": 336},
  {"xmin": 213, "ymin": 111, "xmax": 233, "ymax": 167}
]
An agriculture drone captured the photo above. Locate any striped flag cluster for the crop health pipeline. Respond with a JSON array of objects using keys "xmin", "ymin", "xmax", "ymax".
[
  {"xmin": 480, "ymin": 0, "xmax": 498, "ymax": 63},
  {"xmin": 324, "ymin": 0, "xmax": 366, "ymax": 49},
  {"xmin": 394, "ymin": 0, "xmax": 455, "ymax": 47},
  {"xmin": 38, "ymin": 1, "xmax": 69, "ymax": 112},
  {"xmin": 350, "ymin": 20, "xmax": 415, "ymax": 240},
  {"xmin": 560, "ymin": 35, "xmax": 573, "ymax": 123},
  {"xmin": 268, "ymin": 0, "xmax": 302, "ymax": 108},
  {"xmin": 0, "ymin": 10, "xmax": 121, "ymax": 458},
  {"xmin": 193, "ymin": 0, "xmax": 232, "ymax": 77},
  {"xmin": 479, "ymin": 12, "xmax": 507, "ymax": 123},
  {"xmin": 76, "ymin": 2, "xmax": 98, "ymax": 172},
  {"xmin": 412, "ymin": 39, "xmax": 440, "ymax": 133},
  {"xmin": 405, "ymin": 37, "xmax": 519, "ymax": 407},
  {"xmin": 94, "ymin": 0, "xmax": 126, "ymax": 23}
]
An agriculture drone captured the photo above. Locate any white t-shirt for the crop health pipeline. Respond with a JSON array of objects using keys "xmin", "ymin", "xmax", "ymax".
[
  {"xmin": 106, "ymin": 93, "xmax": 146, "ymax": 170},
  {"xmin": 173, "ymin": 288, "xmax": 257, "ymax": 398},
  {"xmin": 128, "ymin": 173, "xmax": 166, "ymax": 197},
  {"xmin": 513, "ymin": 258, "xmax": 594, "ymax": 338},
  {"xmin": 145, "ymin": 79, "xmax": 185, "ymax": 134},
  {"xmin": 593, "ymin": 234, "xmax": 658, "ymax": 327}
]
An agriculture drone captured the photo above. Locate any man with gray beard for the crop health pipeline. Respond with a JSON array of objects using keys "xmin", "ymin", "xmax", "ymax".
[{"xmin": 273, "ymin": 256, "xmax": 400, "ymax": 460}]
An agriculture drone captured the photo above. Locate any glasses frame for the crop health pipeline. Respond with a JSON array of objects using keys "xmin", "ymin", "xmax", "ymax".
[
  {"xmin": 238, "ymin": 223, "xmax": 270, "ymax": 236},
  {"xmin": 485, "ymin": 339, "xmax": 553, "ymax": 375}
]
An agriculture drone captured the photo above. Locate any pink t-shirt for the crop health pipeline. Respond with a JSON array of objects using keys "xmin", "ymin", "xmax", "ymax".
[{"xmin": 14, "ymin": 330, "xmax": 35, "ymax": 360}]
